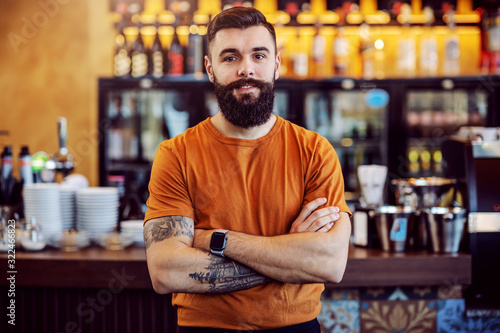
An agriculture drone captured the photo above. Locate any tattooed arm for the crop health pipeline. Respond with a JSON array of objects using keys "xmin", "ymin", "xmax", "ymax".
[{"xmin": 144, "ymin": 215, "xmax": 270, "ymax": 294}]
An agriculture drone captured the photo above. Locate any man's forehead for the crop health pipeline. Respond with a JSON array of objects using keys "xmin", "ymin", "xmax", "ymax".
[{"xmin": 211, "ymin": 26, "xmax": 274, "ymax": 51}]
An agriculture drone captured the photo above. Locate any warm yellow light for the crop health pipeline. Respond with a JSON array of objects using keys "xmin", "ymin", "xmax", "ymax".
[
  {"xmin": 319, "ymin": 11, "xmax": 339, "ymax": 24},
  {"xmin": 193, "ymin": 13, "xmax": 210, "ymax": 25},
  {"xmin": 177, "ymin": 26, "xmax": 190, "ymax": 36},
  {"xmin": 198, "ymin": 26, "xmax": 207, "ymax": 35},
  {"xmin": 140, "ymin": 14, "xmax": 156, "ymax": 25},
  {"xmin": 365, "ymin": 12, "xmax": 391, "ymax": 24},
  {"xmin": 267, "ymin": 11, "xmax": 291, "ymax": 25},
  {"xmin": 443, "ymin": 13, "xmax": 481, "ymax": 24},
  {"xmin": 341, "ymin": 138, "xmax": 354, "ymax": 147},
  {"xmin": 140, "ymin": 26, "xmax": 157, "ymax": 36},
  {"xmin": 158, "ymin": 12, "xmax": 175, "ymax": 25},
  {"xmin": 409, "ymin": 150, "xmax": 419, "ymax": 162},
  {"xmin": 374, "ymin": 39, "xmax": 384, "ymax": 50},
  {"xmin": 189, "ymin": 25, "xmax": 199, "ymax": 35},
  {"xmin": 346, "ymin": 13, "xmax": 363, "ymax": 25},
  {"xmin": 158, "ymin": 26, "xmax": 174, "ymax": 36},
  {"xmin": 433, "ymin": 150, "xmax": 443, "ymax": 163},
  {"xmin": 395, "ymin": 14, "xmax": 445, "ymax": 24},
  {"xmin": 297, "ymin": 12, "xmax": 317, "ymax": 25},
  {"xmin": 115, "ymin": 34, "xmax": 125, "ymax": 46},
  {"xmin": 123, "ymin": 26, "xmax": 139, "ymax": 37},
  {"xmin": 421, "ymin": 150, "xmax": 431, "ymax": 163}
]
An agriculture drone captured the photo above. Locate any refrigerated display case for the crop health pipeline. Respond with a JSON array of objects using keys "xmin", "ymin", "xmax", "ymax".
[
  {"xmin": 97, "ymin": 76, "xmax": 301, "ymax": 219},
  {"xmin": 98, "ymin": 75, "xmax": 500, "ymax": 211},
  {"xmin": 300, "ymin": 80, "xmax": 390, "ymax": 200}
]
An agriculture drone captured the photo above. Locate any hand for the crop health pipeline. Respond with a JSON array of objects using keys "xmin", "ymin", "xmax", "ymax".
[{"xmin": 289, "ymin": 198, "xmax": 340, "ymax": 234}]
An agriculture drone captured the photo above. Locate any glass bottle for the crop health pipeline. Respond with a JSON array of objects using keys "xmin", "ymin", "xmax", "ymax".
[
  {"xmin": 419, "ymin": 6, "xmax": 438, "ymax": 77},
  {"xmin": 131, "ymin": 20, "xmax": 148, "ymax": 78},
  {"xmin": 168, "ymin": 20, "xmax": 185, "ymax": 76},
  {"xmin": 397, "ymin": 3, "xmax": 416, "ymax": 77},
  {"xmin": 333, "ymin": 11, "xmax": 350, "ymax": 76},
  {"xmin": 149, "ymin": 19, "xmax": 164, "ymax": 78},
  {"xmin": 311, "ymin": 20, "xmax": 327, "ymax": 79},
  {"xmin": 113, "ymin": 20, "xmax": 131, "ymax": 77},
  {"xmin": 359, "ymin": 22, "xmax": 374, "ymax": 79},
  {"xmin": 442, "ymin": 7, "xmax": 460, "ymax": 76},
  {"xmin": 291, "ymin": 30, "xmax": 309, "ymax": 78},
  {"xmin": 186, "ymin": 20, "xmax": 204, "ymax": 75}
]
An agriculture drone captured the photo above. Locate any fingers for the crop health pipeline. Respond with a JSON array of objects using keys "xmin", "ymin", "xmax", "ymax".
[
  {"xmin": 290, "ymin": 199, "xmax": 341, "ymax": 233},
  {"xmin": 294, "ymin": 198, "xmax": 328, "ymax": 223},
  {"xmin": 317, "ymin": 221, "xmax": 335, "ymax": 233},
  {"xmin": 302, "ymin": 207, "xmax": 340, "ymax": 232}
]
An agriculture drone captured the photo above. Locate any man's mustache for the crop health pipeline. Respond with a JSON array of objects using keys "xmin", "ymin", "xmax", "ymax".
[{"xmin": 224, "ymin": 78, "xmax": 267, "ymax": 91}]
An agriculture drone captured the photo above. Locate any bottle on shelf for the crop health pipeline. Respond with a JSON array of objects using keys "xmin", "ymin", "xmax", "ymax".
[
  {"xmin": 131, "ymin": 20, "xmax": 149, "ymax": 78},
  {"xmin": 311, "ymin": 20, "xmax": 327, "ymax": 79},
  {"xmin": 168, "ymin": 18, "xmax": 185, "ymax": 76},
  {"xmin": 19, "ymin": 146, "xmax": 33, "ymax": 187},
  {"xmin": 149, "ymin": 19, "xmax": 165, "ymax": 78},
  {"xmin": 291, "ymin": 30, "xmax": 309, "ymax": 78},
  {"xmin": 333, "ymin": 9, "xmax": 350, "ymax": 76},
  {"xmin": 442, "ymin": 5, "xmax": 460, "ymax": 76},
  {"xmin": 185, "ymin": 19, "xmax": 204, "ymax": 75},
  {"xmin": 419, "ymin": 6, "xmax": 438, "ymax": 77},
  {"xmin": 397, "ymin": 3, "xmax": 416, "ymax": 77},
  {"xmin": 113, "ymin": 20, "xmax": 131, "ymax": 77},
  {"xmin": 359, "ymin": 21, "xmax": 375, "ymax": 79}
]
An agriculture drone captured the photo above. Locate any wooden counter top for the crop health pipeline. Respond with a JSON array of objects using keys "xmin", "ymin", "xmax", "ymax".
[{"xmin": 0, "ymin": 244, "xmax": 471, "ymax": 289}]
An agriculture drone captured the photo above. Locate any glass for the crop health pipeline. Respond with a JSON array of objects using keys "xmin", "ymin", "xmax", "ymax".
[
  {"xmin": 304, "ymin": 88, "xmax": 388, "ymax": 198},
  {"xmin": 405, "ymin": 88, "xmax": 488, "ymax": 178}
]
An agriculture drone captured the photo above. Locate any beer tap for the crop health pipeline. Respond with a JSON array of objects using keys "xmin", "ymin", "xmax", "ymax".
[{"xmin": 42, "ymin": 117, "xmax": 74, "ymax": 182}]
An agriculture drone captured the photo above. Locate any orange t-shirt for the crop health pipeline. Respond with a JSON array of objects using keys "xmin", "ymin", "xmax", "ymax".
[{"xmin": 145, "ymin": 115, "xmax": 350, "ymax": 330}]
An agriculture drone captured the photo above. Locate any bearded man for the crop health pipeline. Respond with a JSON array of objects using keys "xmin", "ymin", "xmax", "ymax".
[{"xmin": 144, "ymin": 6, "xmax": 351, "ymax": 333}]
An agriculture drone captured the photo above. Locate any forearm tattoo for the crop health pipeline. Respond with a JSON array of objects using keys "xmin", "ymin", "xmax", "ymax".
[
  {"xmin": 143, "ymin": 216, "xmax": 193, "ymax": 249},
  {"xmin": 144, "ymin": 216, "xmax": 270, "ymax": 293},
  {"xmin": 189, "ymin": 253, "xmax": 271, "ymax": 293}
]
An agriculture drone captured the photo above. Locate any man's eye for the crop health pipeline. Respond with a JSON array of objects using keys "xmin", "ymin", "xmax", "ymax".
[
  {"xmin": 224, "ymin": 56, "xmax": 236, "ymax": 62},
  {"xmin": 255, "ymin": 54, "xmax": 266, "ymax": 60}
]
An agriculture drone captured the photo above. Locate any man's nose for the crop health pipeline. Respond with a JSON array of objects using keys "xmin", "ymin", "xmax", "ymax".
[{"xmin": 238, "ymin": 57, "xmax": 254, "ymax": 77}]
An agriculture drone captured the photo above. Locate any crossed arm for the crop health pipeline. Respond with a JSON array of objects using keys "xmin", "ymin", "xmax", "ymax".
[{"xmin": 144, "ymin": 198, "xmax": 351, "ymax": 295}]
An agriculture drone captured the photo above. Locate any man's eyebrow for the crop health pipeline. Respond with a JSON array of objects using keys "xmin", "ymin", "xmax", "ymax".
[
  {"xmin": 218, "ymin": 47, "xmax": 271, "ymax": 57},
  {"xmin": 219, "ymin": 48, "xmax": 239, "ymax": 57}
]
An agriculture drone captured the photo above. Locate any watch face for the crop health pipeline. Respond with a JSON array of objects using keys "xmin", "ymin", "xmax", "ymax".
[{"xmin": 211, "ymin": 232, "xmax": 227, "ymax": 251}]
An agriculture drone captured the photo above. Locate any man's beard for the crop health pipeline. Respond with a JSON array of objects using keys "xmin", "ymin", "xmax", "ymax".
[{"xmin": 213, "ymin": 76, "xmax": 275, "ymax": 129}]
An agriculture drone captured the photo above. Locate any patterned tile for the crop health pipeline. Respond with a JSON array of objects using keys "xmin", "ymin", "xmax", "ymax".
[
  {"xmin": 322, "ymin": 288, "xmax": 359, "ymax": 301},
  {"xmin": 360, "ymin": 286, "xmax": 438, "ymax": 301},
  {"xmin": 359, "ymin": 287, "xmax": 392, "ymax": 300},
  {"xmin": 404, "ymin": 286, "xmax": 438, "ymax": 300},
  {"xmin": 437, "ymin": 299, "xmax": 500, "ymax": 333},
  {"xmin": 437, "ymin": 283, "xmax": 463, "ymax": 299},
  {"xmin": 360, "ymin": 300, "xmax": 437, "ymax": 333},
  {"xmin": 319, "ymin": 300, "xmax": 360, "ymax": 333}
]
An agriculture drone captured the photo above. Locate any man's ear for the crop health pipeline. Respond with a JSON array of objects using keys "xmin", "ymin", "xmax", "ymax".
[{"xmin": 205, "ymin": 55, "xmax": 214, "ymax": 83}]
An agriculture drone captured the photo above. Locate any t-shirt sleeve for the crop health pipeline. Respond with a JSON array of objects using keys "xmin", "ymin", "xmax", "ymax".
[
  {"xmin": 303, "ymin": 136, "xmax": 352, "ymax": 216},
  {"xmin": 144, "ymin": 141, "xmax": 195, "ymax": 223}
]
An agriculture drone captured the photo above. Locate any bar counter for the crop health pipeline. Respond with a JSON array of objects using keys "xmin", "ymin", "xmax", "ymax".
[
  {"xmin": 0, "ymin": 244, "xmax": 472, "ymax": 333},
  {"xmin": 0, "ymin": 244, "xmax": 471, "ymax": 289}
]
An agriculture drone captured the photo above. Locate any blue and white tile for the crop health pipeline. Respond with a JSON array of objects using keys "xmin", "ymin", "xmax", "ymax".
[
  {"xmin": 437, "ymin": 299, "xmax": 500, "ymax": 333},
  {"xmin": 319, "ymin": 300, "xmax": 360, "ymax": 333}
]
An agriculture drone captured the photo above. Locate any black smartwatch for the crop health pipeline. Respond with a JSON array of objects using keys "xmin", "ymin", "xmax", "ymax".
[{"xmin": 210, "ymin": 229, "xmax": 229, "ymax": 257}]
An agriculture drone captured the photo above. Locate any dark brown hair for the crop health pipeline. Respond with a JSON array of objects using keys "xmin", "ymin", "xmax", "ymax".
[{"xmin": 206, "ymin": 7, "xmax": 277, "ymax": 59}]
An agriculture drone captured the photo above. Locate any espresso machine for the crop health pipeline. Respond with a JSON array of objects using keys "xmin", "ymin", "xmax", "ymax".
[{"xmin": 442, "ymin": 130, "xmax": 500, "ymax": 317}]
